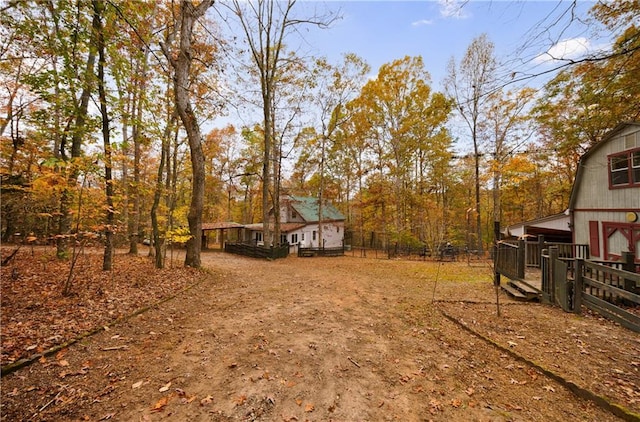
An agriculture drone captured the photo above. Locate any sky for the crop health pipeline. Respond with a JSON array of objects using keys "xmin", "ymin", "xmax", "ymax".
[
  {"xmin": 299, "ymin": 0, "xmax": 606, "ymax": 90},
  {"xmin": 211, "ymin": 1, "xmax": 611, "ymax": 148}
]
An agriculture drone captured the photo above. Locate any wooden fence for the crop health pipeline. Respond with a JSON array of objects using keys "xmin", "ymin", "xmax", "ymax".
[
  {"xmin": 525, "ymin": 237, "xmax": 589, "ymax": 268},
  {"xmin": 576, "ymin": 259, "xmax": 640, "ymax": 332},
  {"xmin": 297, "ymin": 246, "xmax": 345, "ymax": 257},
  {"xmin": 496, "ymin": 240, "xmax": 525, "ymax": 281},
  {"xmin": 224, "ymin": 242, "xmax": 289, "ymax": 260},
  {"xmin": 541, "ymin": 247, "xmax": 640, "ymax": 332}
]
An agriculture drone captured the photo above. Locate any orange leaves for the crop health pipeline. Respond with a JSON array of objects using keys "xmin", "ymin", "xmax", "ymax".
[{"xmin": 150, "ymin": 395, "xmax": 171, "ymax": 412}]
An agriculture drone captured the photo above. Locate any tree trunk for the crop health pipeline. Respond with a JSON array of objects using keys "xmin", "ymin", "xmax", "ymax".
[
  {"xmin": 151, "ymin": 115, "xmax": 172, "ymax": 269},
  {"xmin": 162, "ymin": 0, "xmax": 214, "ymax": 268},
  {"xmin": 92, "ymin": 0, "xmax": 114, "ymax": 270}
]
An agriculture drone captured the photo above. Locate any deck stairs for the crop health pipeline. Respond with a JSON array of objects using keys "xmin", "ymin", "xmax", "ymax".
[{"xmin": 501, "ymin": 278, "xmax": 541, "ymax": 301}]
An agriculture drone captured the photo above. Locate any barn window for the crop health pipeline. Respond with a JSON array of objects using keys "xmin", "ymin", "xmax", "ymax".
[{"xmin": 608, "ymin": 148, "xmax": 640, "ymax": 188}]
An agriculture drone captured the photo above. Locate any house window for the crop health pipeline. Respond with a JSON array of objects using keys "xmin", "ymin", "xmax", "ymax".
[
  {"xmin": 609, "ymin": 148, "xmax": 640, "ymax": 188},
  {"xmin": 301, "ymin": 233, "xmax": 305, "ymax": 241},
  {"xmin": 291, "ymin": 233, "xmax": 298, "ymax": 243},
  {"xmin": 291, "ymin": 211, "xmax": 297, "ymax": 219},
  {"xmin": 280, "ymin": 234, "xmax": 287, "ymax": 244},
  {"xmin": 313, "ymin": 231, "xmax": 317, "ymax": 241},
  {"xmin": 255, "ymin": 232, "xmax": 263, "ymax": 242}
]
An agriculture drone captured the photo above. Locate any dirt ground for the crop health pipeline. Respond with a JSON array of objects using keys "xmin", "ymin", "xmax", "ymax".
[{"xmin": 1, "ymin": 248, "xmax": 639, "ymax": 421}]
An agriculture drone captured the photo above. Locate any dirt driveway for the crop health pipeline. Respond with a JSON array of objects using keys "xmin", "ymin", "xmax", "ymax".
[{"xmin": 2, "ymin": 251, "xmax": 637, "ymax": 421}]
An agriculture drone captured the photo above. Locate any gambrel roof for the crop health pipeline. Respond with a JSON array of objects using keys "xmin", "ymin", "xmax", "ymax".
[{"xmin": 568, "ymin": 121, "xmax": 640, "ymax": 210}]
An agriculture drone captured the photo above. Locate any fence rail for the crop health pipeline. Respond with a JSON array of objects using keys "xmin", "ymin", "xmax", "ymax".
[
  {"xmin": 525, "ymin": 239, "xmax": 588, "ymax": 268},
  {"xmin": 578, "ymin": 259, "xmax": 640, "ymax": 332}
]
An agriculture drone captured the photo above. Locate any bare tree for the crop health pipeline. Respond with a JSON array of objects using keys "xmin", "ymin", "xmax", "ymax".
[
  {"xmin": 221, "ymin": 0, "xmax": 336, "ymax": 247},
  {"xmin": 445, "ymin": 34, "xmax": 498, "ymax": 255}
]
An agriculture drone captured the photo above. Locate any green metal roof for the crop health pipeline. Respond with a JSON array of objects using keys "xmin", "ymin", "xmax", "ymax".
[{"xmin": 289, "ymin": 196, "xmax": 345, "ymax": 222}]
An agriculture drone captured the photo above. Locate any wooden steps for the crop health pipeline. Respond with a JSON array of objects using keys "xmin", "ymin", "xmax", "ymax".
[{"xmin": 501, "ymin": 279, "xmax": 541, "ymax": 301}]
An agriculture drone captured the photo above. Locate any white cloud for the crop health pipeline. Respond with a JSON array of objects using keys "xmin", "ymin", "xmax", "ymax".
[
  {"xmin": 534, "ymin": 37, "xmax": 591, "ymax": 64},
  {"xmin": 411, "ymin": 19, "xmax": 434, "ymax": 27},
  {"xmin": 438, "ymin": 0, "xmax": 470, "ymax": 20}
]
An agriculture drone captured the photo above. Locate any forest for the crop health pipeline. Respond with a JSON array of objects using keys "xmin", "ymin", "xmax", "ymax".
[{"xmin": 1, "ymin": 0, "xmax": 639, "ymax": 268}]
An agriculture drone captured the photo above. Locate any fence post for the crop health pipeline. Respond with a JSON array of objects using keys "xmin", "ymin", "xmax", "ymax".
[
  {"xmin": 549, "ymin": 246, "xmax": 558, "ymax": 304},
  {"xmin": 541, "ymin": 248, "xmax": 549, "ymax": 303},
  {"xmin": 517, "ymin": 238, "xmax": 525, "ymax": 279},
  {"xmin": 622, "ymin": 251, "xmax": 635, "ymax": 291},
  {"xmin": 537, "ymin": 235, "xmax": 545, "ymax": 268},
  {"xmin": 574, "ymin": 258, "xmax": 583, "ymax": 314}
]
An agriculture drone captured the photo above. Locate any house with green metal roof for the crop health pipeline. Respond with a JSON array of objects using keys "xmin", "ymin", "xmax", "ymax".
[{"xmin": 243, "ymin": 195, "xmax": 346, "ymax": 252}]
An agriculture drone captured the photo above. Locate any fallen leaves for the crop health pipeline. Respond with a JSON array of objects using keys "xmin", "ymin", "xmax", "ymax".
[
  {"xmin": 200, "ymin": 395, "xmax": 214, "ymax": 406},
  {"xmin": 0, "ymin": 248, "xmax": 199, "ymax": 367},
  {"xmin": 428, "ymin": 398, "xmax": 442, "ymax": 414},
  {"xmin": 150, "ymin": 395, "xmax": 171, "ymax": 412}
]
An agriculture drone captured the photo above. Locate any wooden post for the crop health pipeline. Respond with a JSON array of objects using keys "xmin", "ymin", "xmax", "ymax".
[
  {"xmin": 573, "ymin": 258, "xmax": 583, "ymax": 314},
  {"xmin": 517, "ymin": 238, "xmax": 526, "ymax": 279},
  {"xmin": 541, "ymin": 248, "xmax": 549, "ymax": 303},
  {"xmin": 537, "ymin": 235, "xmax": 545, "ymax": 268},
  {"xmin": 622, "ymin": 251, "xmax": 635, "ymax": 290},
  {"xmin": 494, "ymin": 221, "xmax": 501, "ymax": 317},
  {"xmin": 549, "ymin": 246, "xmax": 558, "ymax": 304}
]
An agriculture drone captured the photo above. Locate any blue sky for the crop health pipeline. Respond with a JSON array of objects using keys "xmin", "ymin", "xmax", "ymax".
[
  {"xmin": 211, "ymin": 0, "xmax": 610, "ymax": 148},
  {"xmin": 299, "ymin": 0, "xmax": 605, "ymax": 90}
]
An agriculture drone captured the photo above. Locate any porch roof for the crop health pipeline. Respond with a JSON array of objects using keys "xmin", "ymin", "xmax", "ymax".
[
  {"xmin": 504, "ymin": 211, "xmax": 571, "ymax": 239},
  {"xmin": 202, "ymin": 222, "xmax": 245, "ymax": 231},
  {"xmin": 243, "ymin": 222, "xmax": 306, "ymax": 233}
]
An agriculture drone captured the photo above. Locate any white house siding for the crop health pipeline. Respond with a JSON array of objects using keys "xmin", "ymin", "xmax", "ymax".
[
  {"xmin": 279, "ymin": 201, "xmax": 305, "ymax": 224},
  {"xmin": 293, "ymin": 222, "xmax": 344, "ymax": 249},
  {"xmin": 573, "ymin": 211, "xmax": 640, "ymax": 258},
  {"xmin": 571, "ymin": 124, "xmax": 640, "ymax": 260}
]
